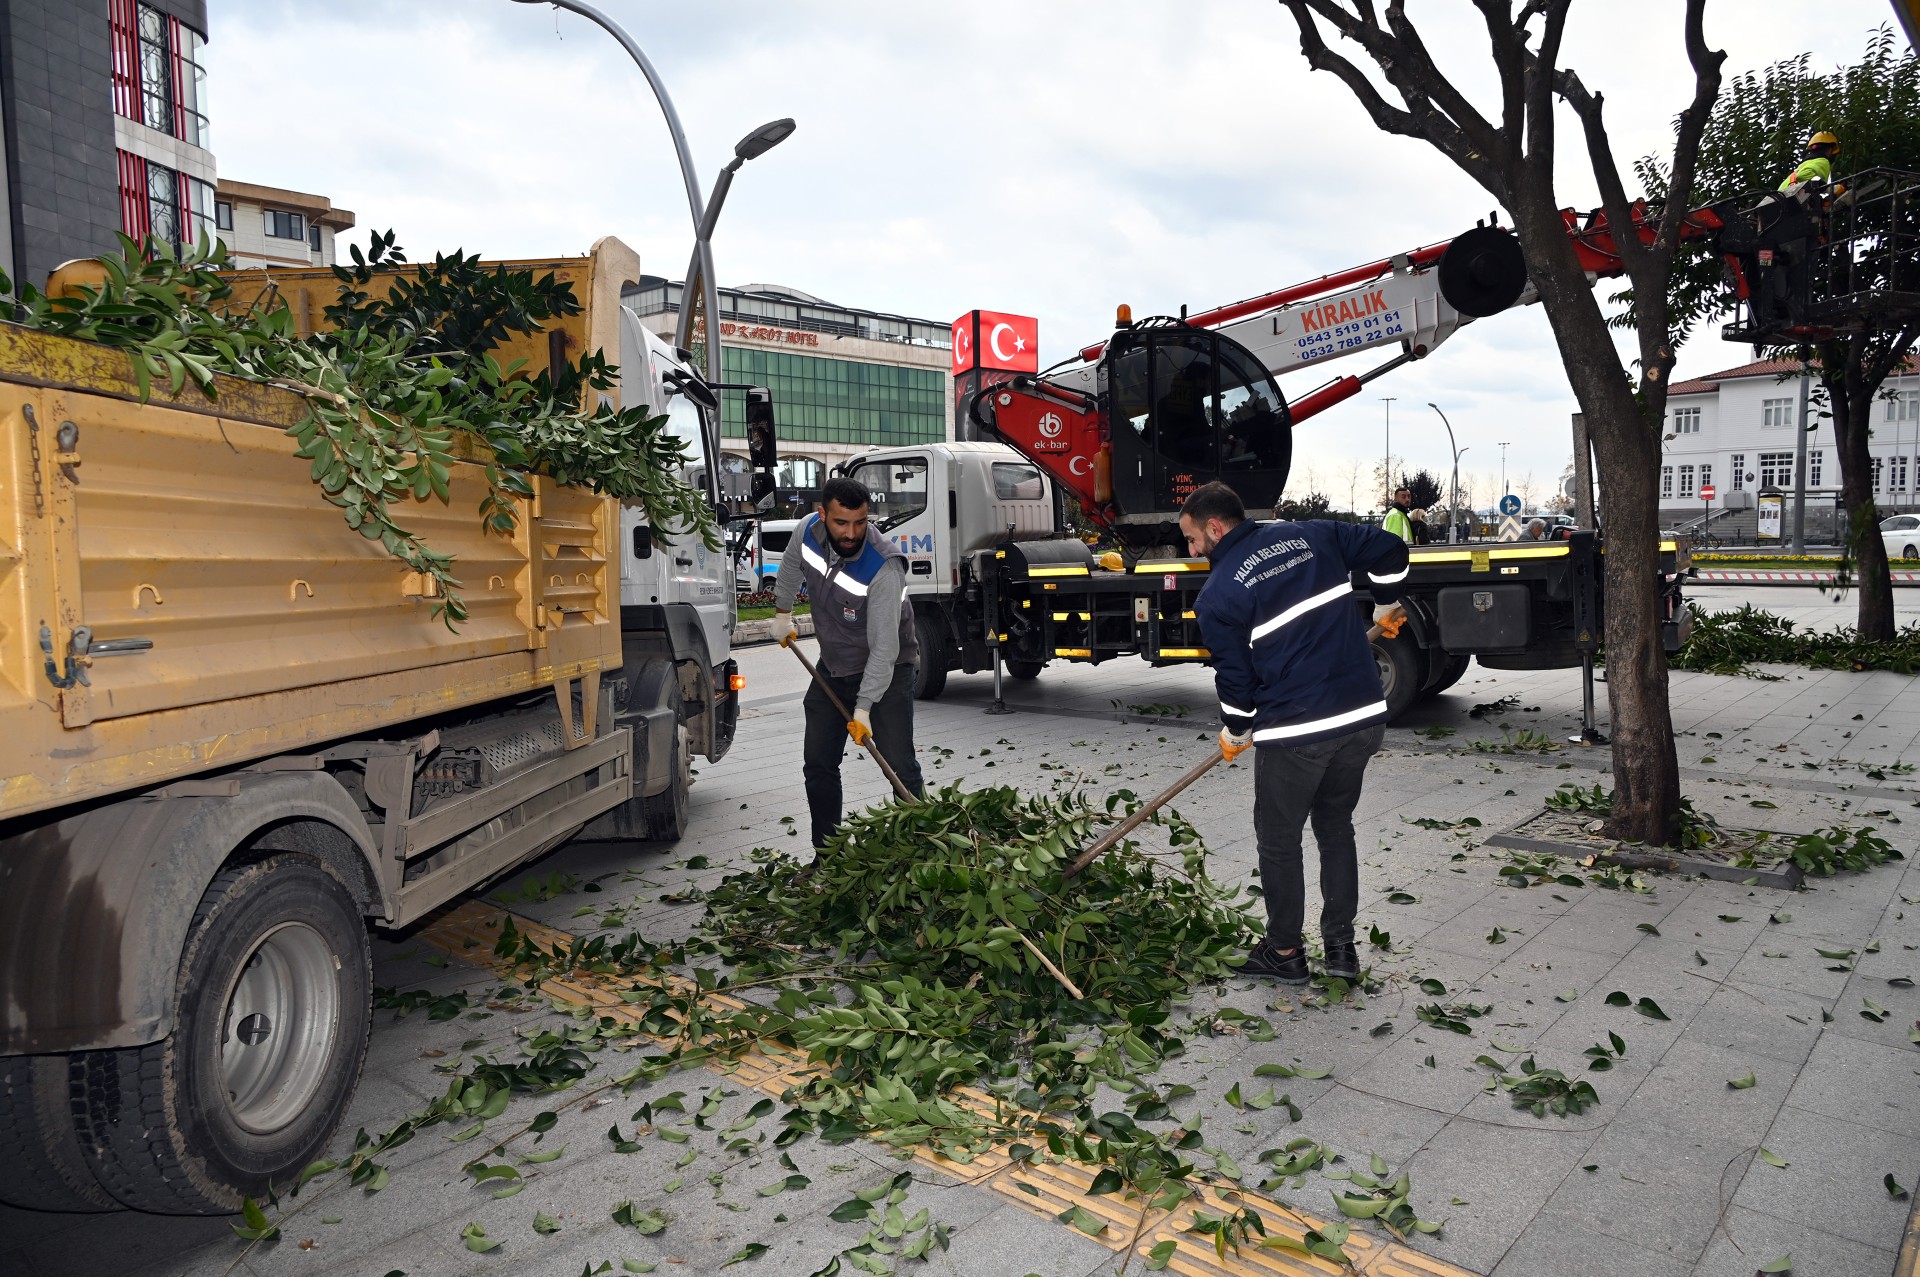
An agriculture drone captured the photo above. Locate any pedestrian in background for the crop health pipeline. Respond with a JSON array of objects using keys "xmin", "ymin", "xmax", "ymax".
[
  {"xmin": 1408, "ymin": 508, "xmax": 1431, "ymax": 545},
  {"xmin": 1179, "ymin": 480, "xmax": 1409, "ymax": 984},
  {"xmin": 1383, "ymin": 486, "xmax": 1413, "ymax": 543}
]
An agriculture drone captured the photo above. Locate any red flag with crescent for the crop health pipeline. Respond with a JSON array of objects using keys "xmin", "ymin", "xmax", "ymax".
[{"xmin": 952, "ymin": 310, "xmax": 1038, "ymax": 374}]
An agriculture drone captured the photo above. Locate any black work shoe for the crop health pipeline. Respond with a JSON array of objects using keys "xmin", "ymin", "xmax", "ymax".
[
  {"xmin": 1238, "ymin": 939, "xmax": 1311, "ymax": 984},
  {"xmin": 1323, "ymin": 939, "xmax": 1360, "ymax": 980}
]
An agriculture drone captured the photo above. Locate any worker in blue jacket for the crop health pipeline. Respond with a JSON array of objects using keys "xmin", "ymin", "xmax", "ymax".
[{"xmin": 1181, "ymin": 481, "xmax": 1409, "ymax": 985}]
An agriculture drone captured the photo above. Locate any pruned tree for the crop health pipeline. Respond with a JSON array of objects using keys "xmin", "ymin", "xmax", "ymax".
[
  {"xmin": 1280, "ymin": 0, "xmax": 1725, "ymax": 844},
  {"xmin": 1404, "ymin": 468, "xmax": 1445, "ymax": 510},
  {"xmin": 1637, "ymin": 28, "xmax": 1920, "ymax": 639}
]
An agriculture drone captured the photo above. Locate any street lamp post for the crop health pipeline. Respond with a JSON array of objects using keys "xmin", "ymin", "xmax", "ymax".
[
  {"xmin": 1428, "ymin": 403, "xmax": 1464, "ymax": 544},
  {"xmin": 514, "ymin": 0, "xmax": 793, "ymax": 387},
  {"xmin": 1381, "ymin": 397, "xmax": 1395, "ymax": 511},
  {"xmin": 1499, "ymin": 441, "xmax": 1511, "ymax": 496}
]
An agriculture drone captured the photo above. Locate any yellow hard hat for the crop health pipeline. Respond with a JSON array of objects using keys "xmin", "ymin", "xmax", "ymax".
[{"xmin": 1810, "ymin": 130, "xmax": 1840, "ymax": 147}]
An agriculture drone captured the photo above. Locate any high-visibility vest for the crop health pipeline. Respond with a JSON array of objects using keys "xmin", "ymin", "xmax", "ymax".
[
  {"xmin": 1779, "ymin": 155, "xmax": 1833, "ymax": 192},
  {"xmin": 1382, "ymin": 507, "xmax": 1413, "ymax": 543}
]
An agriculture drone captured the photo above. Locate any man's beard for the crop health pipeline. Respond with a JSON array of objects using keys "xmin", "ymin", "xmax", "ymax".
[{"xmin": 833, "ymin": 536, "xmax": 863, "ymax": 559}]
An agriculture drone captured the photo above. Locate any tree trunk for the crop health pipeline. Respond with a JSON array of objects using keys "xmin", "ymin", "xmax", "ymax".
[
  {"xmin": 1825, "ymin": 367, "xmax": 1897, "ymax": 641},
  {"xmin": 1516, "ymin": 206, "xmax": 1681, "ymax": 847}
]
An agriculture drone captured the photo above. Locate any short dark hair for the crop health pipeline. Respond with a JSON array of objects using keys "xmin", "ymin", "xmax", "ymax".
[
  {"xmin": 1180, "ymin": 481, "xmax": 1245, "ymax": 525},
  {"xmin": 820, "ymin": 476, "xmax": 871, "ymax": 512}
]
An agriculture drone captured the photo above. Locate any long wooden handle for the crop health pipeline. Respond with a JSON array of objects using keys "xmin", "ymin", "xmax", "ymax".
[
  {"xmin": 782, "ymin": 639, "xmax": 917, "ymax": 803},
  {"xmin": 1062, "ymin": 747, "xmax": 1226, "ymax": 880}
]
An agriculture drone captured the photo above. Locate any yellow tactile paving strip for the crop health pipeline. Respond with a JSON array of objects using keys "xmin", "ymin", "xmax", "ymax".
[{"xmin": 420, "ymin": 900, "xmax": 1484, "ymax": 1277}]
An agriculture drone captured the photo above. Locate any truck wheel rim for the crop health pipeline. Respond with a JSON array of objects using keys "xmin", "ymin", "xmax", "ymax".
[{"xmin": 220, "ymin": 922, "xmax": 341, "ymax": 1134}]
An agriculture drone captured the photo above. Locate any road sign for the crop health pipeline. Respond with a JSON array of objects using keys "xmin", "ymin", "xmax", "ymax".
[
  {"xmin": 1498, "ymin": 493, "xmax": 1522, "ymax": 516},
  {"xmin": 1699, "ymin": 483, "xmax": 1716, "ymax": 500},
  {"xmin": 1497, "ymin": 515, "xmax": 1524, "ymax": 541}
]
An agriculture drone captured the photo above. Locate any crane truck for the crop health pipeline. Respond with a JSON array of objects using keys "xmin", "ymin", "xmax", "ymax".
[
  {"xmin": 0, "ymin": 236, "xmax": 778, "ymax": 1215},
  {"xmin": 874, "ymin": 175, "xmax": 1920, "ymax": 721}
]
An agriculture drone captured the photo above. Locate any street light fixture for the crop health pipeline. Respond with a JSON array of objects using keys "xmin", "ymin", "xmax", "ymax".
[
  {"xmin": 511, "ymin": 1, "xmax": 794, "ymax": 386},
  {"xmin": 1428, "ymin": 403, "xmax": 1465, "ymax": 544}
]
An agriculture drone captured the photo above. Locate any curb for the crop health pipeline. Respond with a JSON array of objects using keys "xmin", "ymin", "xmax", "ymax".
[
  {"xmin": 1691, "ymin": 570, "xmax": 1920, "ymax": 585},
  {"xmin": 735, "ymin": 614, "xmax": 816, "ymax": 647}
]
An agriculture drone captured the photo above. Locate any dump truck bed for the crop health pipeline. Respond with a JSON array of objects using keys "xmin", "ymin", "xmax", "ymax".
[{"xmin": 0, "ymin": 317, "xmax": 620, "ymax": 820}]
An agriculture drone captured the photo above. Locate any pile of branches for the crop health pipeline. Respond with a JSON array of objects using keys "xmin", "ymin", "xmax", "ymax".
[
  {"xmin": 3, "ymin": 233, "xmax": 714, "ymax": 624},
  {"xmin": 1671, "ymin": 604, "xmax": 1920, "ymax": 677},
  {"xmin": 700, "ymin": 783, "xmax": 1259, "ymax": 1133}
]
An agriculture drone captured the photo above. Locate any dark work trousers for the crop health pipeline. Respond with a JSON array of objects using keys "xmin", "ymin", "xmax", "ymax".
[
  {"xmin": 1252, "ymin": 722, "xmax": 1386, "ymax": 949},
  {"xmin": 802, "ymin": 662, "xmax": 925, "ymax": 847}
]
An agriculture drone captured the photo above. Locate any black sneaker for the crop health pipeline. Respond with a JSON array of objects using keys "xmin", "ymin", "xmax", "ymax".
[
  {"xmin": 1238, "ymin": 939, "xmax": 1311, "ymax": 984},
  {"xmin": 1322, "ymin": 939, "xmax": 1360, "ymax": 980}
]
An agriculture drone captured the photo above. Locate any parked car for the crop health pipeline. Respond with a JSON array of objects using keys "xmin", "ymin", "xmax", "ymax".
[{"xmin": 1883, "ymin": 513, "xmax": 1920, "ymax": 561}]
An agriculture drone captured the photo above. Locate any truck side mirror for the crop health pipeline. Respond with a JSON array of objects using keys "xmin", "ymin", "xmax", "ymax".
[
  {"xmin": 632, "ymin": 525, "xmax": 654, "ymax": 559},
  {"xmin": 750, "ymin": 472, "xmax": 776, "ymax": 504},
  {"xmin": 745, "ymin": 388, "xmax": 779, "ymax": 470}
]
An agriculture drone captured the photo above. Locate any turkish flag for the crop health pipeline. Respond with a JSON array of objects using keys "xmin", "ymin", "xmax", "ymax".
[{"xmin": 952, "ymin": 310, "xmax": 1038, "ymax": 374}]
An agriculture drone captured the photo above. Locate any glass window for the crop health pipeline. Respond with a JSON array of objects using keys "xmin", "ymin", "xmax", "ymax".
[
  {"xmin": 214, "ymin": 200, "xmax": 232, "ymax": 231},
  {"xmin": 846, "ymin": 456, "xmax": 928, "ymax": 530},
  {"xmin": 145, "ymin": 160, "xmax": 179, "ymax": 247},
  {"xmin": 309, "ymin": 222, "xmax": 321, "ymax": 252},
  {"xmin": 1887, "ymin": 391, "xmax": 1919, "ymax": 423},
  {"xmin": 1699, "ymin": 464, "xmax": 1712, "ymax": 492},
  {"xmin": 1761, "ymin": 397, "xmax": 1794, "ymax": 428},
  {"xmin": 718, "ymin": 348, "xmax": 944, "ymax": 447},
  {"xmin": 992, "ymin": 461, "xmax": 1044, "ymax": 501},
  {"xmin": 1678, "ymin": 465, "xmax": 1695, "ymax": 497},
  {"xmin": 1894, "ymin": 455, "xmax": 1910, "ymax": 493},
  {"xmin": 1671, "ymin": 406, "xmax": 1701, "ymax": 434},
  {"xmin": 1809, "ymin": 450, "xmax": 1823, "ymax": 487},
  {"xmin": 1758, "ymin": 452, "xmax": 1793, "ymax": 488},
  {"xmin": 263, "ymin": 209, "xmax": 305, "ymax": 240},
  {"xmin": 1217, "ymin": 341, "xmax": 1288, "ymax": 474},
  {"xmin": 1660, "ymin": 466, "xmax": 1673, "ymax": 499},
  {"xmin": 1729, "ymin": 453, "xmax": 1746, "ymax": 491},
  {"xmin": 176, "ymin": 24, "xmax": 208, "ymax": 148},
  {"xmin": 1874, "ymin": 457, "xmax": 1885, "ymax": 491},
  {"xmin": 774, "ymin": 457, "xmax": 822, "ymax": 491},
  {"xmin": 138, "ymin": 7, "xmax": 171, "ymax": 133}
]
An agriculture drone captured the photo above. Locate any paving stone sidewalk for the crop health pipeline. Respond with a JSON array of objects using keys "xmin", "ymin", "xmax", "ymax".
[{"xmin": 9, "ymin": 586, "xmax": 1920, "ymax": 1277}]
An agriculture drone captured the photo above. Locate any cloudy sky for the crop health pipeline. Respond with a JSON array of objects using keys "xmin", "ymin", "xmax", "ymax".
[{"xmin": 205, "ymin": 1, "xmax": 1897, "ymax": 509}]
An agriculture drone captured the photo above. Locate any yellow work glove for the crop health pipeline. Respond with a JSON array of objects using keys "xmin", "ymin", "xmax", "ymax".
[
  {"xmin": 1219, "ymin": 728, "xmax": 1253, "ymax": 762},
  {"xmin": 848, "ymin": 707, "xmax": 874, "ymax": 748},
  {"xmin": 769, "ymin": 612, "xmax": 797, "ymax": 647}
]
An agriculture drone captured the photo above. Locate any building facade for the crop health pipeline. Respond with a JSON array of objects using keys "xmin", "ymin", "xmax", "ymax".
[
  {"xmin": 1660, "ymin": 358, "xmax": 1920, "ymax": 542},
  {"xmin": 625, "ymin": 277, "xmax": 953, "ymax": 504},
  {"xmin": 1, "ymin": 0, "xmax": 212, "ymax": 291},
  {"xmin": 214, "ymin": 179, "xmax": 354, "ymax": 269}
]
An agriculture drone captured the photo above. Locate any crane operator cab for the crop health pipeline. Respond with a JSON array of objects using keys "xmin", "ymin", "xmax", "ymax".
[{"xmin": 1106, "ymin": 324, "xmax": 1293, "ymax": 528}]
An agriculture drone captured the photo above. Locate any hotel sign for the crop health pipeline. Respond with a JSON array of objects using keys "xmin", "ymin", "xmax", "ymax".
[{"xmin": 718, "ymin": 321, "xmax": 819, "ymax": 348}]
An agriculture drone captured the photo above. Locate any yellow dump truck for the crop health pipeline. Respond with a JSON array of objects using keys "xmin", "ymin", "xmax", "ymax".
[{"xmin": 0, "ymin": 237, "xmax": 776, "ymax": 1214}]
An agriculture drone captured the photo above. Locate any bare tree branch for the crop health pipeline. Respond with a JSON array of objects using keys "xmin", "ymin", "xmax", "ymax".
[
  {"xmin": 1523, "ymin": 0, "xmax": 1571, "ymax": 166},
  {"xmin": 1281, "ymin": 2, "xmax": 1422, "ymax": 140},
  {"xmin": 1651, "ymin": 0, "xmax": 1727, "ymax": 256},
  {"xmin": 1472, "ymin": 0, "xmax": 1529, "ymax": 163}
]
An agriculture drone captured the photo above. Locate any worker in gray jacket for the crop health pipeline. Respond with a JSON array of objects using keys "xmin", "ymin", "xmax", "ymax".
[{"xmin": 769, "ymin": 476, "xmax": 924, "ymax": 847}]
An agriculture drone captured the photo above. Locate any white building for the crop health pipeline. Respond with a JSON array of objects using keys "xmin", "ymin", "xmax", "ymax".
[
  {"xmin": 213, "ymin": 179, "xmax": 355, "ymax": 269},
  {"xmin": 1660, "ymin": 357, "xmax": 1920, "ymax": 542}
]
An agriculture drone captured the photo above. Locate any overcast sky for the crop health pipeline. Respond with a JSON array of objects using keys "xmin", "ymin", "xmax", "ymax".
[{"xmin": 205, "ymin": 1, "xmax": 1897, "ymax": 509}]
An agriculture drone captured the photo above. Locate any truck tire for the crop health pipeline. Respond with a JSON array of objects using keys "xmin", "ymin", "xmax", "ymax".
[
  {"xmin": 1420, "ymin": 651, "xmax": 1471, "ymax": 700},
  {"xmin": 0, "ymin": 1054, "xmax": 115, "ymax": 1211},
  {"xmin": 636, "ymin": 725, "xmax": 691, "ymax": 842},
  {"xmin": 1372, "ymin": 632, "xmax": 1425, "ymax": 722},
  {"xmin": 73, "ymin": 855, "xmax": 371, "ymax": 1214},
  {"xmin": 1004, "ymin": 658, "xmax": 1044, "ymax": 681},
  {"xmin": 913, "ymin": 611, "xmax": 949, "ymax": 701}
]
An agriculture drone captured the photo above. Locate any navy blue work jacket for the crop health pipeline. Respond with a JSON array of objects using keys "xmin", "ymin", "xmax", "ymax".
[{"xmin": 1193, "ymin": 518, "xmax": 1410, "ymax": 748}]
